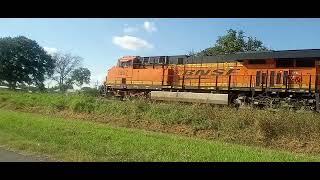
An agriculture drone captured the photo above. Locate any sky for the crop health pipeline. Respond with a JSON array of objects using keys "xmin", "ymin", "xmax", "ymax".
[{"xmin": 1, "ymin": 18, "xmax": 320, "ymax": 87}]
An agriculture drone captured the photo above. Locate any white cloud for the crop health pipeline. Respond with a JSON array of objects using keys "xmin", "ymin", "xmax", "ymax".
[
  {"xmin": 123, "ymin": 26, "xmax": 139, "ymax": 33},
  {"xmin": 143, "ymin": 21, "xmax": 157, "ymax": 33},
  {"xmin": 43, "ymin": 47, "xmax": 58, "ymax": 55},
  {"xmin": 112, "ymin": 35, "xmax": 153, "ymax": 51}
]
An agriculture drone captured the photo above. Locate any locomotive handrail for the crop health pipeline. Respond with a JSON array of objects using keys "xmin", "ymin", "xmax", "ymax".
[{"xmin": 106, "ymin": 74, "xmax": 318, "ymax": 93}]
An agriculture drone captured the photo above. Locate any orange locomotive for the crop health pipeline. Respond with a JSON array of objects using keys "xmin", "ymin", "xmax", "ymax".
[{"xmin": 104, "ymin": 49, "xmax": 320, "ymax": 108}]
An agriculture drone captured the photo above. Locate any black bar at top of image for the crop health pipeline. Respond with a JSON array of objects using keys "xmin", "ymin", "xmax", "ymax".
[{"xmin": 1, "ymin": 0, "xmax": 320, "ymax": 18}]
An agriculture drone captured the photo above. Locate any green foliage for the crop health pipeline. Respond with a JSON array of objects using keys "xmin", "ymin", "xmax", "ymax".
[
  {"xmin": 70, "ymin": 96, "xmax": 96, "ymax": 113},
  {"xmin": 71, "ymin": 68, "xmax": 91, "ymax": 87},
  {"xmin": 80, "ymin": 87, "xmax": 99, "ymax": 97},
  {"xmin": 0, "ymin": 36, "xmax": 55, "ymax": 90},
  {"xmin": 198, "ymin": 29, "xmax": 270, "ymax": 56},
  {"xmin": 61, "ymin": 84, "xmax": 74, "ymax": 90},
  {"xmin": 51, "ymin": 98, "xmax": 68, "ymax": 111},
  {"xmin": 51, "ymin": 52, "xmax": 82, "ymax": 92}
]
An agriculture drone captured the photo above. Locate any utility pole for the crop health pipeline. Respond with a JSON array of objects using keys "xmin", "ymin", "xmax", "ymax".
[{"xmin": 95, "ymin": 80, "xmax": 99, "ymax": 90}]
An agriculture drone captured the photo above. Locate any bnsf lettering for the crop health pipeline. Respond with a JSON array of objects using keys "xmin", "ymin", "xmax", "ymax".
[
  {"xmin": 182, "ymin": 68, "xmax": 239, "ymax": 76},
  {"xmin": 211, "ymin": 69, "xmax": 225, "ymax": 75},
  {"xmin": 184, "ymin": 70, "xmax": 195, "ymax": 76},
  {"xmin": 226, "ymin": 68, "xmax": 240, "ymax": 75},
  {"xmin": 195, "ymin": 70, "xmax": 211, "ymax": 76}
]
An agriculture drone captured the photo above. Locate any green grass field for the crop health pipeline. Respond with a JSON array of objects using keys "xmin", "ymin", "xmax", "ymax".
[
  {"xmin": 0, "ymin": 109, "xmax": 319, "ymax": 162},
  {"xmin": 2, "ymin": 89, "xmax": 320, "ymax": 155}
]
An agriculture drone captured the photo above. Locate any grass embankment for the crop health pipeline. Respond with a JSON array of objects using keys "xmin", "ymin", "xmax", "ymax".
[
  {"xmin": 0, "ymin": 109, "xmax": 319, "ymax": 162},
  {"xmin": 1, "ymin": 89, "xmax": 320, "ymax": 155}
]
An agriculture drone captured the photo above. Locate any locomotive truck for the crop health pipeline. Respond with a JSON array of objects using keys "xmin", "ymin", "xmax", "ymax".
[{"xmin": 102, "ymin": 49, "xmax": 320, "ymax": 110}]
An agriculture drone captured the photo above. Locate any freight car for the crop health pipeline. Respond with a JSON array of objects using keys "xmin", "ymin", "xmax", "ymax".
[{"xmin": 102, "ymin": 49, "xmax": 320, "ymax": 110}]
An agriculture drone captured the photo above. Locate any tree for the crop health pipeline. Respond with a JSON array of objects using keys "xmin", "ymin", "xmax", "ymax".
[
  {"xmin": 70, "ymin": 67, "xmax": 91, "ymax": 88},
  {"xmin": 81, "ymin": 86, "xmax": 99, "ymax": 97},
  {"xmin": 0, "ymin": 36, "xmax": 55, "ymax": 90},
  {"xmin": 187, "ymin": 49, "xmax": 197, "ymax": 57},
  {"xmin": 186, "ymin": 49, "xmax": 198, "ymax": 63},
  {"xmin": 198, "ymin": 29, "xmax": 270, "ymax": 56},
  {"xmin": 51, "ymin": 52, "xmax": 82, "ymax": 91}
]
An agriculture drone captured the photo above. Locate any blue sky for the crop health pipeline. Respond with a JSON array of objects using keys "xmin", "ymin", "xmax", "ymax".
[{"xmin": 1, "ymin": 18, "xmax": 320, "ymax": 86}]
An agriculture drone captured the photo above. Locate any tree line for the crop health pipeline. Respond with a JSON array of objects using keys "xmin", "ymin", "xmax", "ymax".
[
  {"xmin": 0, "ymin": 36, "xmax": 91, "ymax": 91},
  {"xmin": 190, "ymin": 29, "xmax": 270, "ymax": 57},
  {"xmin": 0, "ymin": 29, "xmax": 269, "ymax": 91}
]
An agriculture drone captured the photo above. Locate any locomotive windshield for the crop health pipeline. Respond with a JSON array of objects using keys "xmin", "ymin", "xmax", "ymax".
[{"xmin": 118, "ymin": 56, "xmax": 141, "ymax": 68}]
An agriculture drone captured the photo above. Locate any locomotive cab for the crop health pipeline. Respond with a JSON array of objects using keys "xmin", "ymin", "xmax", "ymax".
[{"xmin": 118, "ymin": 56, "xmax": 142, "ymax": 69}]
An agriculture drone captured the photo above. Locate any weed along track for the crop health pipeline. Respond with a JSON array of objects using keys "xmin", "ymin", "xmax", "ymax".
[{"xmin": 1, "ymin": 89, "xmax": 320, "ymax": 157}]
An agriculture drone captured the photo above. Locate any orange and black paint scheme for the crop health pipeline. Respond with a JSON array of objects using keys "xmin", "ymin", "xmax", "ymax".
[
  {"xmin": 105, "ymin": 50, "xmax": 320, "ymax": 92},
  {"xmin": 103, "ymin": 49, "xmax": 320, "ymax": 106}
]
